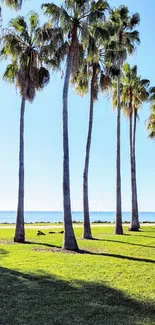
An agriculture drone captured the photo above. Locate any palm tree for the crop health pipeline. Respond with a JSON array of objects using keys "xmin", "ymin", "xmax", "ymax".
[
  {"xmin": 42, "ymin": 0, "xmax": 109, "ymax": 250},
  {"xmin": 72, "ymin": 32, "xmax": 111, "ymax": 239},
  {"xmin": 147, "ymin": 88, "xmax": 155, "ymax": 138},
  {"xmin": 2, "ymin": 0, "xmax": 23, "ymax": 9},
  {"xmin": 113, "ymin": 63, "xmax": 149, "ymax": 231},
  {"xmin": 106, "ymin": 6, "xmax": 140, "ymax": 234},
  {"xmin": 1, "ymin": 13, "xmax": 51, "ymax": 242},
  {"xmin": 130, "ymin": 75, "xmax": 149, "ymax": 230}
]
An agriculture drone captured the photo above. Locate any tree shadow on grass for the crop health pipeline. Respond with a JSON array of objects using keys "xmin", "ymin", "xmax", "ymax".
[
  {"xmin": 0, "ymin": 266, "xmax": 155, "ymax": 325},
  {"xmin": 24, "ymin": 241, "xmax": 155, "ymax": 264},
  {"xmin": 0, "ymin": 248, "xmax": 8, "ymax": 256},
  {"xmin": 132, "ymin": 234, "xmax": 155, "ymax": 239},
  {"xmin": 78, "ymin": 250, "xmax": 155, "ymax": 264},
  {"xmin": 25, "ymin": 241, "xmax": 61, "ymax": 249},
  {"xmin": 92, "ymin": 238, "xmax": 155, "ymax": 249},
  {"xmin": 133, "ymin": 228, "xmax": 155, "ymax": 237}
]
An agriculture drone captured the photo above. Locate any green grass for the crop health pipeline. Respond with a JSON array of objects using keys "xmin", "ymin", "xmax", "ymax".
[{"xmin": 0, "ymin": 225, "xmax": 155, "ymax": 325}]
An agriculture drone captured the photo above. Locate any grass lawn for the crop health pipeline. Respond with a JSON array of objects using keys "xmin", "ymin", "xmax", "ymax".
[{"xmin": 0, "ymin": 225, "xmax": 155, "ymax": 325}]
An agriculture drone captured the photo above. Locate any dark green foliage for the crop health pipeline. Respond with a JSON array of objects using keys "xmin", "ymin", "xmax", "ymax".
[
  {"xmin": 2, "ymin": 0, "xmax": 23, "ymax": 9},
  {"xmin": 112, "ymin": 63, "xmax": 150, "ymax": 113},
  {"xmin": 42, "ymin": 0, "xmax": 109, "ymax": 76},
  {"xmin": 105, "ymin": 6, "xmax": 140, "ymax": 74},
  {"xmin": 0, "ymin": 12, "xmax": 61, "ymax": 101},
  {"xmin": 147, "ymin": 92, "xmax": 155, "ymax": 138}
]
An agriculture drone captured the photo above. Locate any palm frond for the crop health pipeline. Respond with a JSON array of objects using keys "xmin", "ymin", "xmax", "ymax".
[
  {"xmin": 42, "ymin": 3, "xmax": 71, "ymax": 29},
  {"xmin": 3, "ymin": 63, "xmax": 18, "ymax": 83},
  {"xmin": 129, "ymin": 13, "xmax": 140, "ymax": 29},
  {"xmin": 29, "ymin": 12, "xmax": 39, "ymax": 33},
  {"xmin": 38, "ymin": 67, "xmax": 50, "ymax": 88},
  {"xmin": 2, "ymin": 0, "xmax": 23, "ymax": 9},
  {"xmin": 112, "ymin": 62, "xmax": 150, "ymax": 116},
  {"xmin": 87, "ymin": 0, "xmax": 109, "ymax": 24},
  {"xmin": 9, "ymin": 16, "xmax": 26, "ymax": 32},
  {"xmin": 100, "ymin": 72, "xmax": 111, "ymax": 92},
  {"xmin": 1, "ymin": 13, "xmax": 51, "ymax": 103}
]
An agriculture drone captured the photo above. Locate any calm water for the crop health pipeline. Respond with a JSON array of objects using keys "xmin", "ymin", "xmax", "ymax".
[{"xmin": 0, "ymin": 211, "xmax": 155, "ymax": 223}]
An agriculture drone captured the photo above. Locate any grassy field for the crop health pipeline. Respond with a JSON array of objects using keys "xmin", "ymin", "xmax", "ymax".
[{"xmin": 0, "ymin": 225, "xmax": 155, "ymax": 325}]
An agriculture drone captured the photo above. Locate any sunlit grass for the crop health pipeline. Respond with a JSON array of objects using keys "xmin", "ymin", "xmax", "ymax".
[{"xmin": 0, "ymin": 225, "xmax": 155, "ymax": 325}]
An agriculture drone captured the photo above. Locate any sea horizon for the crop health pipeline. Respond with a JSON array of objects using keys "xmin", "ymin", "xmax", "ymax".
[
  {"xmin": 0, "ymin": 210, "xmax": 155, "ymax": 223},
  {"xmin": 1, "ymin": 210, "xmax": 155, "ymax": 213}
]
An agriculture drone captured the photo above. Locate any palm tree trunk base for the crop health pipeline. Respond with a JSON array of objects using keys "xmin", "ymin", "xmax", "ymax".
[
  {"xmin": 128, "ymin": 226, "xmax": 139, "ymax": 231},
  {"xmin": 62, "ymin": 245, "xmax": 79, "ymax": 251},
  {"xmin": 14, "ymin": 235, "xmax": 25, "ymax": 243},
  {"xmin": 115, "ymin": 227, "xmax": 123, "ymax": 235},
  {"xmin": 62, "ymin": 235, "xmax": 79, "ymax": 251},
  {"xmin": 115, "ymin": 231, "xmax": 123, "ymax": 235},
  {"xmin": 83, "ymin": 234, "xmax": 93, "ymax": 240}
]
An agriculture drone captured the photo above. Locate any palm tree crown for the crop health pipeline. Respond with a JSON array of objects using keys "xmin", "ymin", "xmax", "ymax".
[
  {"xmin": 112, "ymin": 64, "xmax": 149, "ymax": 113},
  {"xmin": 105, "ymin": 6, "xmax": 140, "ymax": 73},
  {"xmin": 42, "ymin": 0, "xmax": 109, "ymax": 73},
  {"xmin": 147, "ymin": 88, "xmax": 155, "ymax": 138},
  {"xmin": 2, "ymin": 0, "xmax": 23, "ymax": 9},
  {"xmin": 1, "ymin": 13, "xmax": 51, "ymax": 100}
]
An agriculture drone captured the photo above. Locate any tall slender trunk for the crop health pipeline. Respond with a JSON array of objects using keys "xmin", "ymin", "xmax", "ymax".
[
  {"xmin": 62, "ymin": 25, "xmax": 78, "ymax": 250},
  {"xmin": 14, "ymin": 96, "xmax": 25, "ymax": 243},
  {"xmin": 129, "ymin": 109, "xmax": 136, "ymax": 224},
  {"xmin": 83, "ymin": 66, "xmax": 97, "ymax": 239},
  {"xmin": 130, "ymin": 109, "xmax": 140, "ymax": 230},
  {"xmin": 115, "ymin": 73, "xmax": 123, "ymax": 235}
]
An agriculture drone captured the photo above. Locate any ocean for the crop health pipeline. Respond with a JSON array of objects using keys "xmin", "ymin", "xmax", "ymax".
[{"xmin": 0, "ymin": 211, "xmax": 155, "ymax": 223}]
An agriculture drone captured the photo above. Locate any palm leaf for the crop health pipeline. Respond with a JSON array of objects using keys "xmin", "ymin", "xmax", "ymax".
[
  {"xmin": 2, "ymin": 0, "xmax": 23, "ymax": 9},
  {"xmin": 9, "ymin": 16, "xmax": 27, "ymax": 31},
  {"xmin": 29, "ymin": 12, "xmax": 39, "ymax": 33},
  {"xmin": 3, "ymin": 63, "xmax": 18, "ymax": 83}
]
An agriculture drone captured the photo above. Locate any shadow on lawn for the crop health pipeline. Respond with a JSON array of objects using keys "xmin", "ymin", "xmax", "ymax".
[
  {"xmin": 82, "ymin": 251, "xmax": 155, "ymax": 264},
  {"xmin": 0, "ymin": 248, "xmax": 8, "ymax": 256},
  {"xmin": 132, "ymin": 234, "xmax": 155, "ymax": 239},
  {"xmin": 92, "ymin": 238, "xmax": 155, "ymax": 249},
  {"xmin": 0, "ymin": 266, "xmax": 155, "ymax": 325},
  {"xmin": 25, "ymin": 241, "xmax": 61, "ymax": 249},
  {"xmin": 24, "ymin": 241, "xmax": 155, "ymax": 264}
]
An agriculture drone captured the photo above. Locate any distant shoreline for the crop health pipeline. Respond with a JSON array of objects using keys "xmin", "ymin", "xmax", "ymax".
[
  {"xmin": 0, "ymin": 222, "xmax": 155, "ymax": 229},
  {"xmin": 0, "ymin": 220, "xmax": 155, "ymax": 225}
]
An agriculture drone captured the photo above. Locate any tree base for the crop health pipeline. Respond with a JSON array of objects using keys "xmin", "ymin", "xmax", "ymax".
[
  {"xmin": 115, "ymin": 226, "xmax": 123, "ymax": 235},
  {"xmin": 14, "ymin": 235, "xmax": 25, "ymax": 243},
  {"xmin": 83, "ymin": 235, "xmax": 93, "ymax": 240},
  {"xmin": 115, "ymin": 231, "xmax": 123, "ymax": 235},
  {"xmin": 128, "ymin": 227, "xmax": 139, "ymax": 232},
  {"xmin": 62, "ymin": 244, "xmax": 79, "ymax": 251},
  {"xmin": 62, "ymin": 237, "xmax": 79, "ymax": 251}
]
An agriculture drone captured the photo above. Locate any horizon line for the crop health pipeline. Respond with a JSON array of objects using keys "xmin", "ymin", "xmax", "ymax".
[{"xmin": 0, "ymin": 210, "xmax": 155, "ymax": 213}]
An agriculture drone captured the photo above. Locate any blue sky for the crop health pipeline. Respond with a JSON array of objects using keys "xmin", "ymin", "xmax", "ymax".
[{"xmin": 0, "ymin": 0, "xmax": 155, "ymax": 212}]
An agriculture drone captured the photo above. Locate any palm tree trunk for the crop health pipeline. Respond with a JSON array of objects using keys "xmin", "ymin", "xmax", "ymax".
[
  {"xmin": 14, "ymin": 96, "xmax": 25, "ymax": 243},
  {"xmin": 83, "ymin": 66, "xmax": 97, "ymax": 239},
  {"xmin": 130, "ymin": 110, "xmax": 140, "ymax": 230},
  {"xmin": 115, "ymin": 73, "xmax": 123, "ymax": 235},
  {"xmin": 62, "ymin": 25, "xmax": 78, "ymax": 250},
  {"xmin": 129, "ymin": 109, "xmax": 137, "ymax": 229}
]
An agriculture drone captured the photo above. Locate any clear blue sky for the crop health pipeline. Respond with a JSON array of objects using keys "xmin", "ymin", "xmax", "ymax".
[{"xmin": 0, "ymin": 0, "xmax": 154, "ymax": 212}]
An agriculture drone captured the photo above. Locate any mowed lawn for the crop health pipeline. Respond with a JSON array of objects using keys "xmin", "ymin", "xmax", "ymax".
[{"xmin": 0, "ymin": 225, "xmax": 155, "ymax": 325}]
